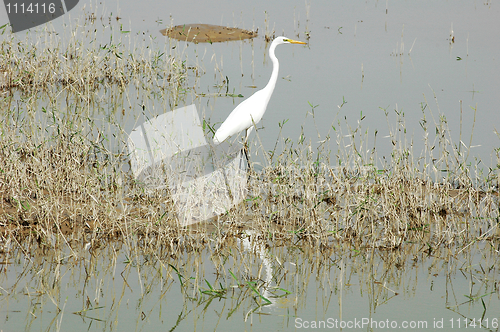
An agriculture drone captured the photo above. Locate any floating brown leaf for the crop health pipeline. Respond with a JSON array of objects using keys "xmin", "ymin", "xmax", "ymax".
[{"xmin": 161, "ymin": 24, "xmax": 257, "ymax": 43}]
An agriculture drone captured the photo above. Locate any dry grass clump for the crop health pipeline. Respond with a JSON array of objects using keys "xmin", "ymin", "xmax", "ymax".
[
  {"xmin": 0, "ymin": 9, "xmax": 498, "ymax": 258},
  {"xmin": 0, "ymin": 8, "xmax": 194, "ymax": 250},
  {"xmin": 1, "ymin": 96, "xmax": 498, "ymax": 256},
  {"xmin": 0, "ymin": 12, "xmax": 189, "ymax": 102},
  {"xmin": 222, "ymin": 106, "xmax": 499, "ymax": 251},
  {"xmin": 252, "ymin": 156, "xmax": 497, "ymax": 249}
]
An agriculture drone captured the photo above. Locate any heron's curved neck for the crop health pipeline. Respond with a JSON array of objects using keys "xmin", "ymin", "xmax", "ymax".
[{"xmin": 263, "ymin": 42, "xmax": 279, "ymax": 93}]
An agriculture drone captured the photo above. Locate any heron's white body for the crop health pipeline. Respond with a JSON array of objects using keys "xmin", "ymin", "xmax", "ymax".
[{"xmin": 213, "ymin": 37, "xmax": 305, "ymax": 145}]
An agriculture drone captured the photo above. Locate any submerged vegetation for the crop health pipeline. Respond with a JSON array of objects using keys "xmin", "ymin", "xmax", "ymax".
[{"xmin": 0, "ymin": 6, "xmax": 499, "ymax": 330}]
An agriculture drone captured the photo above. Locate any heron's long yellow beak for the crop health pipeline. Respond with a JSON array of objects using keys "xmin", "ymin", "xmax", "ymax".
[{"xmin": 286, "ymin": 38, "xmax": 307, "ymax": 45}]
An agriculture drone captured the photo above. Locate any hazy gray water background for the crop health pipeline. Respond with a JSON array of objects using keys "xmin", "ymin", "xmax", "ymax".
[
  {"xmin": 2, "ymin": 0, "xmax": 497, "ymax": 166},
  {"xmin": 0, "ymin": 1, "xmax": 498, "ymax": 331}
]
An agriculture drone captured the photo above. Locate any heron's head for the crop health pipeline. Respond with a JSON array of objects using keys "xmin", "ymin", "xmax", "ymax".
[{"xmin": 274, "ymin": 36, "xmax": 307, "ymax": 46}]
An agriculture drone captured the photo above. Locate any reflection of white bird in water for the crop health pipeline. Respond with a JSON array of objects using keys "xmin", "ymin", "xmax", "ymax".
[{"xmin": 213, "ymin": 36, "xmax": 307, "ymax": 145}]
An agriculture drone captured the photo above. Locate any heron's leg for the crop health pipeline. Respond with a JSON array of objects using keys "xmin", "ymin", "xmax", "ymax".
[
  {"xmin": 242, "ymin": 128, "xmax": 251, "ymax": 173},
  {"xmin": 242, "ymin": 144, "xmax": 249, "ymax": 168},
  {"xmin": 243, "ymin": 126, "xmax": 254, "ymax": 162},
  {"xmin": 245, "ymin": 126, "xmax": 254, "ymax": 142},
  {"xmin": 243, "ymin": 132, "xmax": 249, "ymax": 157}
]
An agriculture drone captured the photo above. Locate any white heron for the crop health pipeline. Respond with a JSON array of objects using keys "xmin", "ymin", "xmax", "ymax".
[{"xmin": 213, "ymin": 36, "xmax": 306, "ymax": 145}]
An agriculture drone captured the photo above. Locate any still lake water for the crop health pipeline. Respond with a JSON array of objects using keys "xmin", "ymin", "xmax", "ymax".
[
  {"xmin": 0, "ymin": 1, "xmax": 499, "ymax": 331},
  {"xmin": 1, "ymin": 238, "xmax": 499, "ymax": 331},
  {"xmin": 118, "ymin": 0, "xmax": 498, "ymax": 165},
  {"xmin": 1, "ymin": 0, "xmax": 497, "ymax": 164}
]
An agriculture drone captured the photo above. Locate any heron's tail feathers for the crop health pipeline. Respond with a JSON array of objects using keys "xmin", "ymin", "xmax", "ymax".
[{"xmin": 213, "ymin": 130, "xmax": 225, "ymax": 145}]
